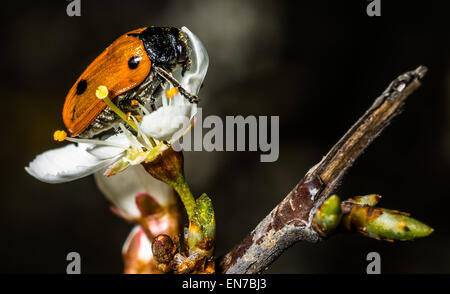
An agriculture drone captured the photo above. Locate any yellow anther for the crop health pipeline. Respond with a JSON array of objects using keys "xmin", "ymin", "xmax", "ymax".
[
  {"xmin": 53, "ymin": 130, "xmax": 67, "ymax": 142},
  {"xmin": 126, "ymin": 112, "xmax": 132, "ymax": 121},
  {"xmin": 96, "ymin": 85, "xmax": 109, "ymax": 99},
  {"xmin": 130, "ymin": 99, "xmax": 139, "ymax": 106},
  {"xmin": 166, "ymin": 87, "xmax": 179, "ymax": 99},
  {"xmin": 135, "ymin": 115, "xmax": 142, "ymax": 122}
]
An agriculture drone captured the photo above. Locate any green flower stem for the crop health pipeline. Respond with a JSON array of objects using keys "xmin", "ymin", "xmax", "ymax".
[
  {"xmin": 140, "ymin": 146, "xmax": 215, "ymax": 256},
  {"xmin": 142, "ymin": 147, "xmax": 192, "ymax": 218},
  {"xmin": 171, "ymin": 174, "xmax": 196, "ymax": 220}
]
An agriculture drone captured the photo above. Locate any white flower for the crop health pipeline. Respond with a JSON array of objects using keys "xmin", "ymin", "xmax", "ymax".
[
  {"xmin": 25, "ymin": 27, "xmax": 208, "ymax": 221},
  {"xmin": 25, "ymin": 26, "xmax": 208, "ymax": 184}
]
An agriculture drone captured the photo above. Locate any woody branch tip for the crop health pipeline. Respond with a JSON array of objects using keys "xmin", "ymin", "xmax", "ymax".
[{"xmin": 218, "ymin": 66, "xmax": 428, "ymax": 274}]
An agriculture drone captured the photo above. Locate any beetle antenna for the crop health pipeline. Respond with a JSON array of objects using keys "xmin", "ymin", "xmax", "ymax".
[{"xmin": 154, "ymin": 66, "xmax": 199, "ymax": 104}]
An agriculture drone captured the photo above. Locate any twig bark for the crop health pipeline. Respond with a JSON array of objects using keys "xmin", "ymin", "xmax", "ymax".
[{"xmin": 218, "ymin": 66, "xmax": 428, "ymax": 274}]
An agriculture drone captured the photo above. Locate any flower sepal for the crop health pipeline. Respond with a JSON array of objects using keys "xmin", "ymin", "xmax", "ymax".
[{"xmin": 141, "ymin": 145, "xmax": 183, "ymax": 185}]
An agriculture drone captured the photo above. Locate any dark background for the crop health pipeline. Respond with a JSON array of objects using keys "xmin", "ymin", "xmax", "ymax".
[{"xmin": 1, "ymin": 0, "xmax": 449, "ymax": 273}]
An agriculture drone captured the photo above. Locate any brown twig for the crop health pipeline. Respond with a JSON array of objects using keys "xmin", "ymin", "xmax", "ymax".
[{"xmin": 218, "ymin": 66, "xmax": 428, "ymax": 274}]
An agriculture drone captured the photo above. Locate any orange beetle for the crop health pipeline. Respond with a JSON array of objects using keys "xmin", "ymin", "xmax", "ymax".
[{"xmin": 63, "ymin": 27, "xmax": 196, "ymax": 138}]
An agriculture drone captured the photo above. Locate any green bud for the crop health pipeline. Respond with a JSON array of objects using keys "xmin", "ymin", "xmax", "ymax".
[
  {"xmin": 367, "ymin": 209, "xmax": 434, "ymax": 241},
  {"xmin": 188, "ymin": 194, "xmax": 216, "ymax": 257},
  {"xmin": 341, "ymin": 203, "xmax": 433, "ymax": 241},
  {"xmin": 313, "ymin": 195, "xmax": 342, "ymax": 236}
]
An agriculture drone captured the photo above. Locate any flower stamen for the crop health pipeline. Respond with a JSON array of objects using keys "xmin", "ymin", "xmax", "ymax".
[
  {"xmin": 53, "ymin": 130, "xmax": 67, "ymax": 142},
  {"xmin": 138, "ymin": 104, "xmax": 150, "ymax": 116},
  {"xmin": 118, "ymin": 123, "xmax": 143, "ymax": 151},
  {"xmin": 131, "ymin": 116, "xmax": 156, "ymax": 148},
  {"xmin": 64, "ymin": 136, "xmax": 129, "ymax": 149},
  {"xmin": 95, "ymin": 85, "xmax": 138, "ymax": 132},
  {"xmin": 54, "ymin": 129, "xmax": 125, "ymax": 148},
  {"xmin": 166, "ymin": 87, "xmax": 179, "ymax": 99}
]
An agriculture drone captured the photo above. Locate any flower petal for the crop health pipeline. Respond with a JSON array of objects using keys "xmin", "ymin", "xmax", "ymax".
[
  {"xmin": 180, "ymin": 26, "xmax": 209, "ymax": 95},
  {"xmin": 86, "ymin": 133, "xmax": 130, "ymax": 159},
  {"xmin": 162, "ymin": 27, "xmax": 209, "ymax": 115},
  {"xmin": 140, "ymin": 105, "xmax": 192, "ymax": 142},
  {"xmin": 94, "ymin": 164, "xmax": 175, "ymax": 219},
  {"xmin": 25, "ymin": 141, "xmax": 125, "ymax": 184}
]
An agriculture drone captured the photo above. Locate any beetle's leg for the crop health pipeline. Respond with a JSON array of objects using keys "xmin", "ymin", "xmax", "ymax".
[
  {"xmin": 133, "ymin": 75, "xmax": 159, "ymax": 111},
  {"xmin": 154, "ymin": 66, "xmax": 199, "ymax": 104},
  {"xmin": 149, "ymin": 96, "xmax": 157, "ymax": 111}
]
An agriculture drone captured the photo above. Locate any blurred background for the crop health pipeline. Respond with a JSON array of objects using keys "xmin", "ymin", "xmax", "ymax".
[{"xmin": 1, "ymin": 0, "xmax": 449, "ymax": 273}]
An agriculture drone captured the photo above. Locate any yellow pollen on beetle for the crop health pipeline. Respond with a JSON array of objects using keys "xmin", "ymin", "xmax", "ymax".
[
  {"xmin": 53, "ymin": 130, "xmax": 67, "ymax": 142},
  {"xmin": 130, "ymin": 99, "xmax": 139, "ymax": 106},
  {"xmin": 96, "ymin": 85, "xmax": 109, "ymax": 99},
  {"xmin": 166, "ymin": 87, "xmax": 179, "ymax": 99}
]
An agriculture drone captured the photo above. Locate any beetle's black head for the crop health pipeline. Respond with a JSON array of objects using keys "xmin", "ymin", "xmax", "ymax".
[{"xmin": 129, "ymin": 27, "xmax": 189, "ymax": 70}]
